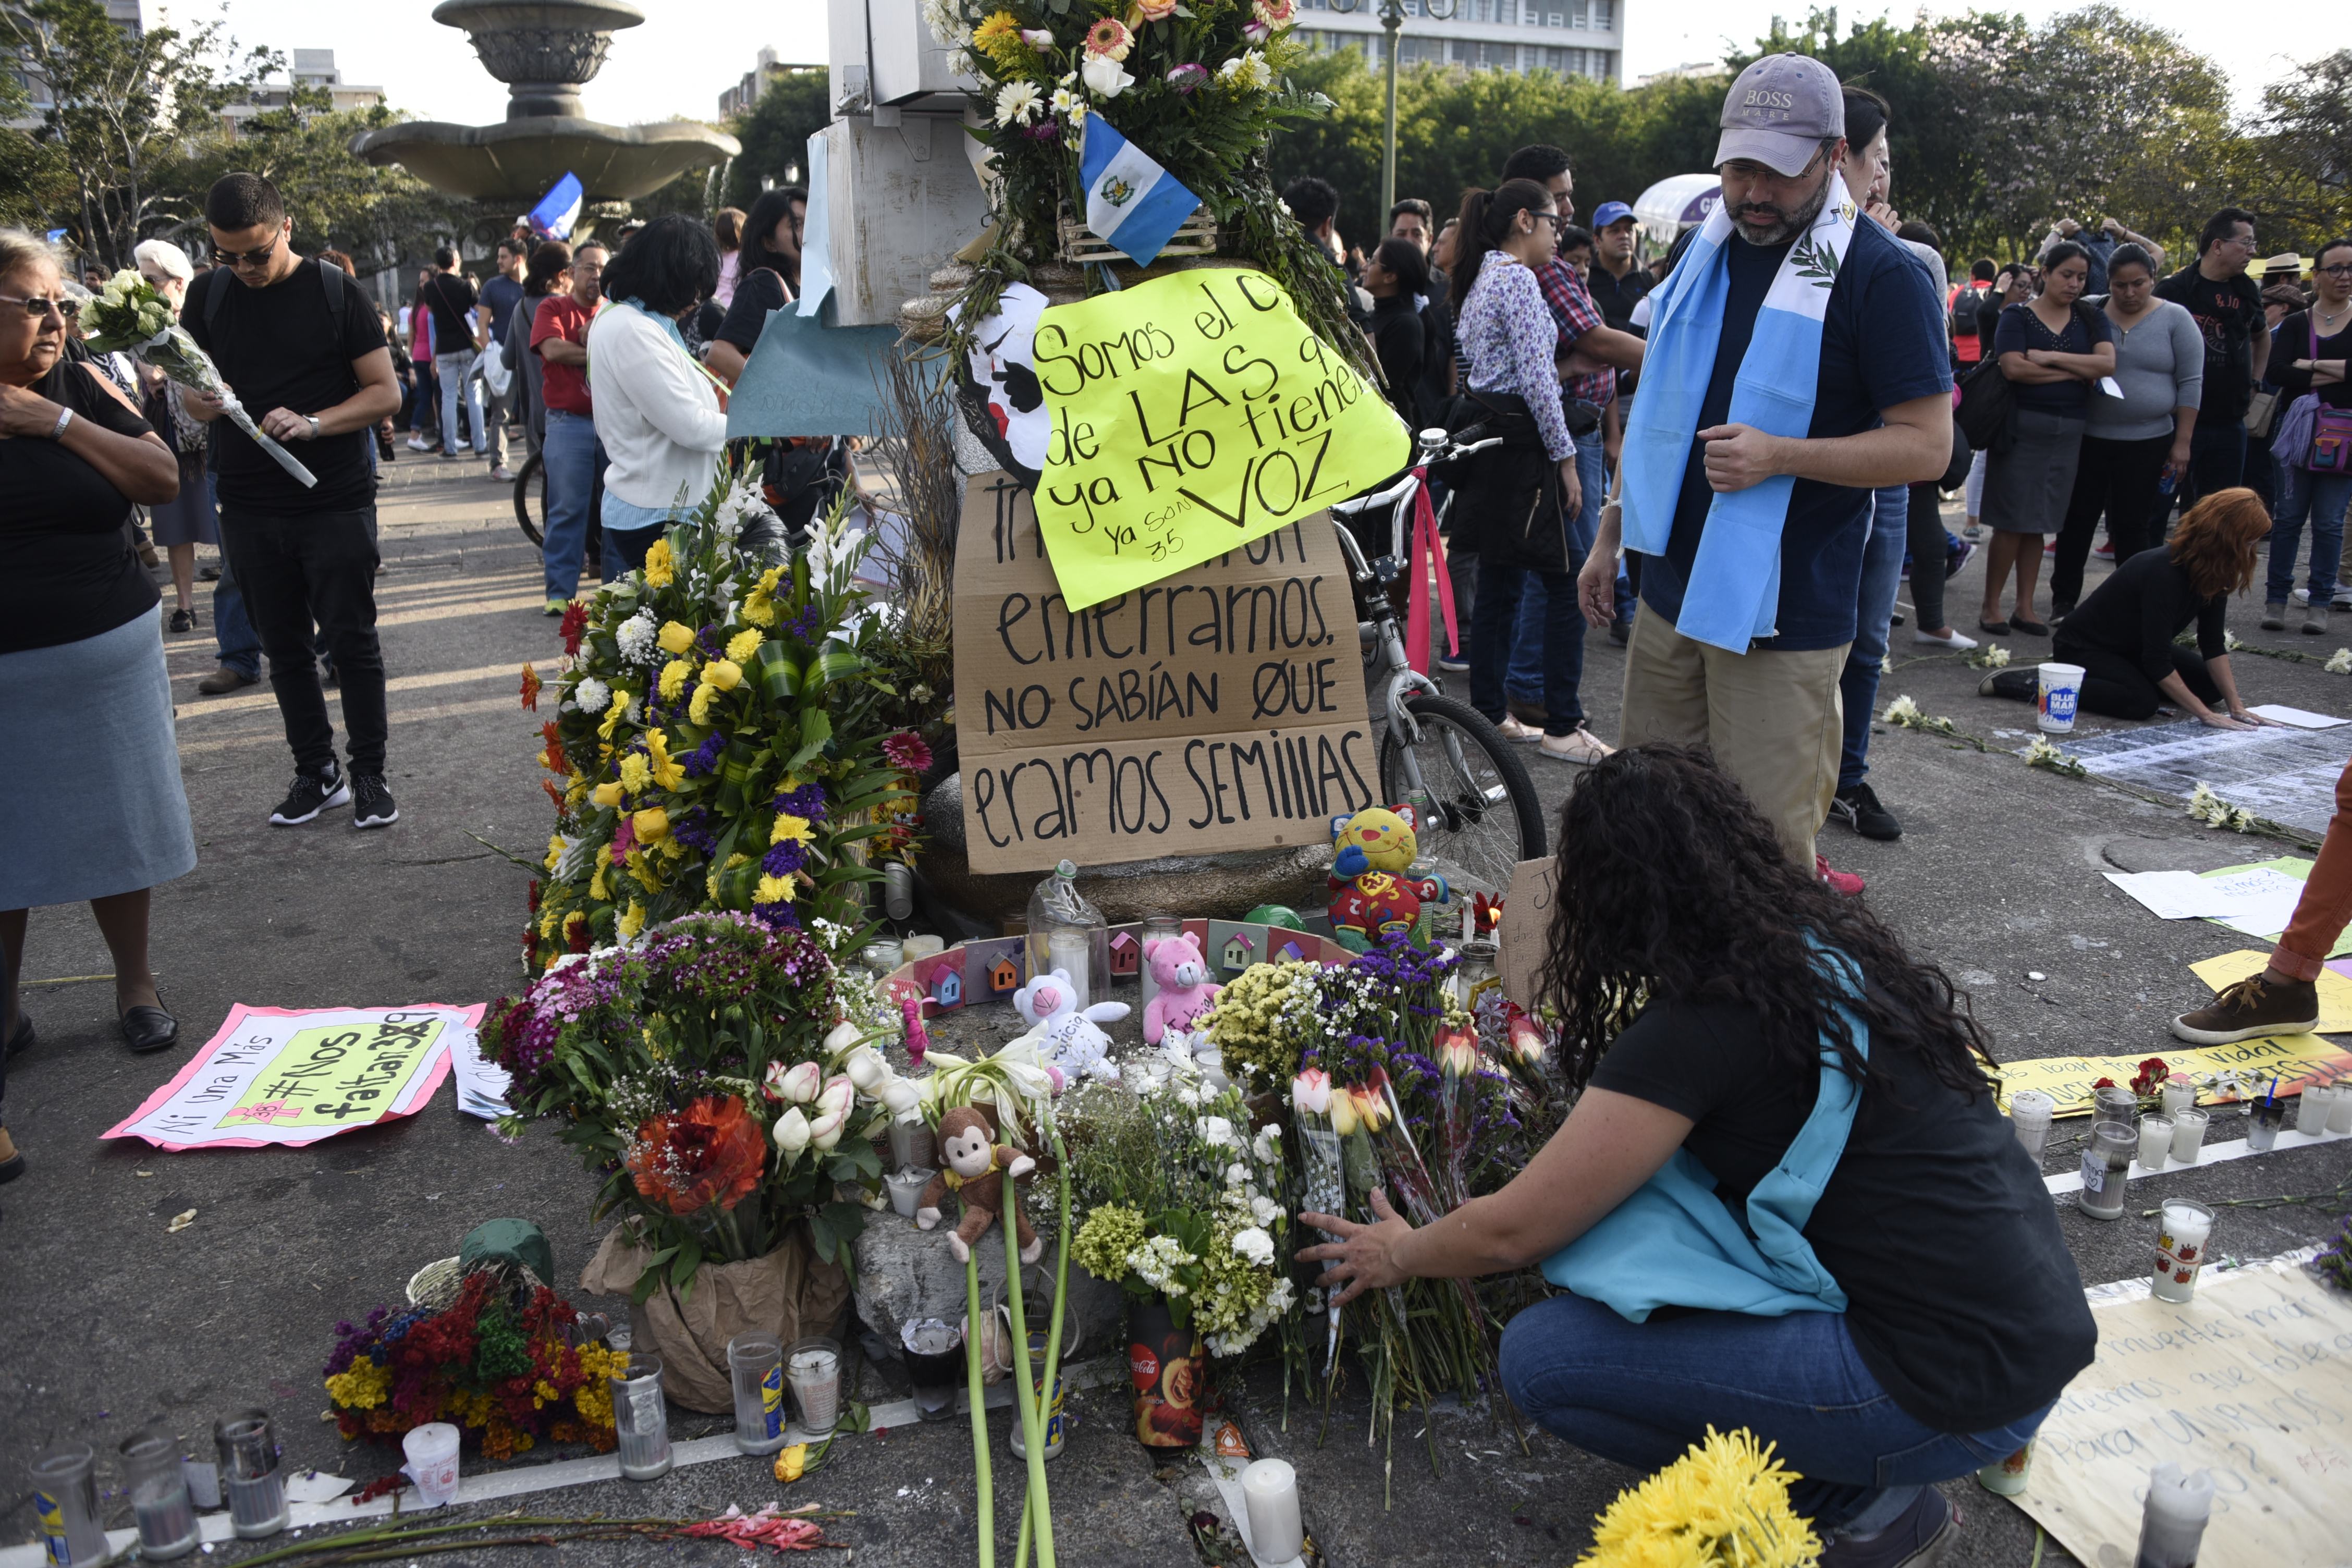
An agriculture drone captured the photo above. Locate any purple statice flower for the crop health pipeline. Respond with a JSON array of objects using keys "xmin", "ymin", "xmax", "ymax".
[
  {"xmin": 774, "ymin": 782, "xmax": 828, "ymax": 824},
  {"xmin": 682, "ymin": 730, "xmax": 727, "ymax": 779},
  {"xmin": 762, "ymin": 839, "xmax": 808, "ymax": 878},
  {"xmin": 671, "ymin": 805, "xmax": 718, "ymax": 855},
  {"xmin": 780, "ymin": 603, "xmax": 824, "ymax": 643},
  {"xmin": 697, "ymin": 623, "xmax": 725, "ymax": 659},
  {"xmin": 752, "ymin": 899, "xmax": 802, "ymax": 930}
]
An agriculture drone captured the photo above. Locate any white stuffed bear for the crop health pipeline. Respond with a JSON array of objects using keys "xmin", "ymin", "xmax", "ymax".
[{"xmin": 1011, "ymin": 967, "xmax": 1127, "ymax": 1084}]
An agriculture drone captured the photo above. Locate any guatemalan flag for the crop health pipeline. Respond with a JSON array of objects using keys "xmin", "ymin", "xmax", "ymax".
[
  {"xmin": 529, "ymin": 172, "xmax": 585, "ymax": 241},
  {"xmin": 1080, "ymin": 119, "xmax": 1200, "ymax": 267}
]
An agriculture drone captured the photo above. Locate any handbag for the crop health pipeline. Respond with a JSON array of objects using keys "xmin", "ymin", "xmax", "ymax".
[
  {"xmin": 1954, "ymin": 352, "xmax": 2012, "ymax": 451},
  {"xmin": 2295, "ymin": 319, "xmax": 2352, "ymax": 474},
  {"xmin": 2244, "ymin": 387, "xmax": 2280, "ymax": 439},
  {"xmin": 1541, "ymin": 944, "xmax": 1868, "ymax": 1322}
]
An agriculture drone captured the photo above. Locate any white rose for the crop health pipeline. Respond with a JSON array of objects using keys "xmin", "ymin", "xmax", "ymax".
[
  {"xmin": 824, "ymin": 1020, "xmax": 865, "ymax": 1057},
  {"xmin": 1080, "ymin": 54, "xmax": 1133, "ymax": 97},
  {"xmin": 769, "ymin": 1061, "xmax": 823, "ymax": 1104},
  {"xmin": 881, "ymin": 1077, "xmax": 923, "ymax": 1117},
  {"xmin": 841, "ymin": 1045, "xmax": 890, "ymax": 1092},
  {"xmin": 817, "ymin": 1075, "xmax": 855, "ymax": 1120},
  {"xmin": 774, "ymin": 1107, "xmax": 811, "ymax": 1156}
]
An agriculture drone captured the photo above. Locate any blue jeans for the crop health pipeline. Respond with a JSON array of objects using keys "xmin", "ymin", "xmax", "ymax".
[
  {"xmin": 206, "ymin": 473, "xmax": 262, "ymax": 679},
  {"xmin": 1473, "ymin": 560, "xmax": 1582, "ymax": 732},
  {"xmin": 1500, "ymin": 1293, "xmax": 2052, "ymax": 1533},
  {"xmin": 435, "ymin": 350, "xmax": 485, "ymax": 457},
  {"xmin": 1838, "ymin": 484, "xmax": 1909, "ymax": 790},
  {"xmin": 1507, "ymin": 431, "xmax": 1604, "ymax": 704},
  {"xmin": 2266, "ymin": 459, "xmax": 2352, "ymax": 606},
  {"xmin": 541, "ymin": 410, "xmax": 606, "ymax": 600}
]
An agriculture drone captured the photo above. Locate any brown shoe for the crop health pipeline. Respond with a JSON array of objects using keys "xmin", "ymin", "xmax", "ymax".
[
  {"xmin": 197, "ymin": 665, "xmax": 259, "ymax": 695},
  {"xmin": 0, "ymin": 1125, "xmax": 22, "ymax": 1184},
  {"xmin": 2172, "ymin": 973, "xmax": 2320, "ymax": 1045},
  {"xmin": 1506, "ymin": 697, "xmax": 1549, "ymax": 729}
]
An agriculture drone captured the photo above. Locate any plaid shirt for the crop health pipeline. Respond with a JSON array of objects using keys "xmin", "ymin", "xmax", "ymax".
[{"xmin": 1532, "ymin": 257, "xmax": 1616, "ymax": 412}]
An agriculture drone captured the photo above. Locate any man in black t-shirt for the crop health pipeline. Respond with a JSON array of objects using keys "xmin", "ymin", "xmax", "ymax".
[
  {"xmin": 183, "ymin": 172, "xmax": 403, "ymax": 830},
  {"xmin": 421, "ymin": 246, "xmax": 483, "ymax": 464},
  {"xmin": 2152, "ymin": 206, "xmax": 2269, "ymax": 519}
]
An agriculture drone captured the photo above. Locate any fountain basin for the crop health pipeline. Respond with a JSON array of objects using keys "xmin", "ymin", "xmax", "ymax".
[{"xmin": 350, "ymin": 117, "xmax": 739, "ymax": 204}]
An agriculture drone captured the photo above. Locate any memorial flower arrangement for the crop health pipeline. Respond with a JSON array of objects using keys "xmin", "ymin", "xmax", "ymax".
[
  {"xmin": 524, "ymin": 468, "xmax": 927, "ymax": 971},
  {"xmin": 1574, "ymin": 1427, "xmax": 1822, "ymax": 1568},
  {"xmin": 926, "ymin": 0, "xmax": 1369, "ymax": 375},
  {"xmin": 322, "ymin": 1272, "xmax": 628, "ymax": 1457},
  {"xmin": 483, "ymin": 911, "xmax": 920, "ymax": 1296}
]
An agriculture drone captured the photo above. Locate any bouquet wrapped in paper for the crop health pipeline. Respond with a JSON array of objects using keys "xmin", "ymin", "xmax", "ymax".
[{"xmin": 79, "ymin": 270, "xmax": 316, "ymax": 487}]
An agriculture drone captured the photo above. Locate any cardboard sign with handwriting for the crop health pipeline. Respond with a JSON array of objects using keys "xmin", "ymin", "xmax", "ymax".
[
  {"xmin": 1496, "ymin": 857, "xmax": 1559, "ymax": 1009},
  {"xmin": 1032, "ymin": 268, "xmax": 1410, "ymax": 611},
  {"xmin": 953, "ymin": 471, "xmax": 1377, "ymax": 874}
]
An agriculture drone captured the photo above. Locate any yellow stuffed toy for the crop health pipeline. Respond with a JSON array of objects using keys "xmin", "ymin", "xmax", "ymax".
[{"xmin": 1327, "ymin": 804, "xmax": 1448, "ymax": 951}]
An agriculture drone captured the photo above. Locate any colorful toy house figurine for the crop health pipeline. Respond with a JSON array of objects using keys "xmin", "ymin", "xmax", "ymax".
[
  {"xmin": 988, "ymin": 957, "xmax": 1021, "ymax": 996},
  {"xmin": 1327, "ymin": 804, "xmax": 1449, "ymax": 952},
  {"xmin": 1276, "ymin": 938, "xmax": 1306, "ymax": 963},
  {"xmin": 1220, "ymin": 930, "xmax": 1257, "ymax": 973},
  {"xmin": 1108, "ymin": 929, "xmax": 1141, "ymax": 978},
  {"xmin": 930, "ymin": 967, "xmax": 964, "ymax": 1009}
]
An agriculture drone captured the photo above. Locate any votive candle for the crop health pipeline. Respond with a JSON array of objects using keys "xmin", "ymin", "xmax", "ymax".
[
  {"xmin": 1240, "ymin": 1457, "xmax": 1305, "ymax": 1563},
  {"xmin": 2297, "ymin": 1084, "xmax": 2334, "ymax": 1135},
  {"xmin": 1048, "ymin": 928, "xmax": 1092, "ymax": 1009},
  {"xmin": 2078, "ymin": 1122, "xmax": 2136, "ymax": 1220},
  {"xmin": 611, "ymin": 1354, "xmax": 672, "ymax": 1479},
  {"xmin": 2152, "ymin": 1199, "xmax": 2214, "ymax": 1304},
  {"xmin": 2134, "ymin": 1463, "xmax": 2213, "ymax": 1568},
  {"xmin": 2136, "ymin": 1114, "xmax": 2172, "ymax": 1172},
  {"xmin": 2009, "ymin": 1091, "xmax": 2055, "ymax": 1161},
  {"xmin": 2168, "ymin": 1108, "xmax": 2210, "ymax": 1165},
  {"xmin": 2330, "ymin": 1082, "xmax": 2352, "ymax": 1134},
  {"xmin": 2160, "ymin": 1074, "xmax": 2195, "ymax": 1118}
]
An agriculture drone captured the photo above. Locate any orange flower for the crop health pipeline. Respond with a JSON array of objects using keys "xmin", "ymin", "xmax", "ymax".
[
  {"xmin": 520, "ymin": 663, "xmax": 542, "ymax": 710},
  {"xmin": 540, "ymin": 720, "xmax": 567, "ymax": 775},
  {"xmin": 627, "ymin": 1095, "xmax": 767, "ymax": 1216}
]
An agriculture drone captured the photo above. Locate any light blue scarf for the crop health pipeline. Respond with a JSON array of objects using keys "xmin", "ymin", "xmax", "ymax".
[{"xmin": 1621, "ymin": 169, "xmax": 1858, "ymax": 652}]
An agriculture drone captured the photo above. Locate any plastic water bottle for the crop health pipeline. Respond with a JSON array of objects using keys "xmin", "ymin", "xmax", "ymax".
[{"xmin": 2157, "ymin": 462, "xmax": 2178, "ymax": 496}]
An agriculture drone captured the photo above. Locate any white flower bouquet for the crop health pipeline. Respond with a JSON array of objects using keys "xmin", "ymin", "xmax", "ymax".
[{"xmin": 79, "ymin": 270, "xmax": 316, "ymax": 487}]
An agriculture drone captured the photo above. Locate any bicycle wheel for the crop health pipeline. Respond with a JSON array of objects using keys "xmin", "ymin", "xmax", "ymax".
[
  {"xmin": 513, "ymin": 450, "xmax": 545, "ymax": 548},
  {"xmin": 1378, "ymin": 692, "xmax": 1546, "ymax": 898}
]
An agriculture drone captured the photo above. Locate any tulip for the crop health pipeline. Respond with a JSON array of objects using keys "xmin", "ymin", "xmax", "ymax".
[
  {"xmin": 1291, "ymin": 1068, "xmax": 1331, "ymax": 1116},
  {"xmin": 1349, "ymin": 1085, "xmax": 1390, "ymax": 1134},
  {"xmin": 768, "ymin": 1060, "xmax": 822, "ymax": 1104},
  {"xmin": 1019, "ymin": 26, "xmax": 1054, "ymax": 45},
  {"xmin": 841, "ymin": 1045, "xmax": 890, "ymax": 1092},
  {"xmin": 817, "ymin": 1075, "xmax": 855, "ymax": 1120},
  {"xmin": 773, "ymin": 1106, "xmax": 811, "ymax": 1157},
  {"xmin": 808, "ymin": 1105, "xmax": 847, "ymax": 1151},
  {"xmin": 701, "ymin": 658, "xmax": 742, "ymax": 691},
  {"xmin": 1508, "ymin": 1014, "xmax": 1548, "ymax": 1068},
  {"xmin": 657, "ymin": 619, "xmax": 696, "ymax": 655},
  {"xmin": 1328, "ymin": 1090, "xmax": 1358, "ymax": 1136},
  {"xmin": 1436, "ymin": 1027, "xmax": 1478, "ymax": 1079},
  {"xmin": 590, "ymin": 781, "xmax": 623, "ymax": 808}
]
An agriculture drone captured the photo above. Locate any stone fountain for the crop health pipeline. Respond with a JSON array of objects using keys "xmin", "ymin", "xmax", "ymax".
[{"xmin": 350, "ymin": 0, "xmax": 738, "ymax": 206}]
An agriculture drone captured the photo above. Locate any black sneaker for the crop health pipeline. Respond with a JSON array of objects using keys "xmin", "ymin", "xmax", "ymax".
[
  {"xmin": 1830, "ymin": 782, "xmax": 1903, "ymax": 841},
  {"xmin": 1820, "ymin": 1487, "xmax": 1954, "ymax": 1568},
  {"xmin": 351, "ymin": 775, "xmax": 399, "ymax": 830},
  {"xmin": 270, "ymin": 764, "xmax": 349, "ymax": 826}
]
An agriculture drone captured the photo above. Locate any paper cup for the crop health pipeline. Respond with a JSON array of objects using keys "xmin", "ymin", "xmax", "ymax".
[{"xmin": 2037, "ymin": 663, "xmax": 2085, "ymax": 734}]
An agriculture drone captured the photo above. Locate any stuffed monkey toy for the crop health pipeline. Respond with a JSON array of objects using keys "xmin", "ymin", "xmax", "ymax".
[{"xmin": 915, "ymin": 1105, "xmax": 1042, "ymax": 1265}]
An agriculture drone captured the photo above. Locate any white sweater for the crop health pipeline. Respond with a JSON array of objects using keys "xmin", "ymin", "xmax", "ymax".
[{"xmin": 586, "ymin": 301, "xmax": 728, "ymax": 511}]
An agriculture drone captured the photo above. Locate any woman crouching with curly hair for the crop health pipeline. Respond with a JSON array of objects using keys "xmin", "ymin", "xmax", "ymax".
[{"xmin": 1301, "ymin": 745, "xmax": 2092, "ymax": 1567}]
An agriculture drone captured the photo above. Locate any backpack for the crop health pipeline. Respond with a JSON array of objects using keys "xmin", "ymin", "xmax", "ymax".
[
  {"xmin": 1954, "ymin": 299, "xmax": 2101, "ymax": 450},
  {"xmin": 200, "ymin": 256, "xmax": 360, "ymax": 399},
  {"xmin": 1948, "ymin": 285, "xmax": 1986, "ymax": 340}
]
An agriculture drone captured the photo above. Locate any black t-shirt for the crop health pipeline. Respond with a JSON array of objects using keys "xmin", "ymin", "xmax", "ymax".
[
  {"xmin": 481, "ymin": 274, "xmax": 524, "ymax": 347},
  {"xmin": 1586, "ymin": 261, "xmax": 1651, "ymax": 334},
  {"xmin": 2273, "ymin": 311, "xmax": 2352, "ymax": 412},
  {"xmin": 2154, "ymin": 262, "xmax": 2267, "ymax": 419},
  {"xmin": 1590, "ymin": 995, "xmax": 2096, "ymax": 1432},
  {"xmin": 1640, "ymin": 220, "xmax": 1953, "ymax": 651},
  {"xmin": 1, "ymin": 360, "xmax": 161, "ymax": 653},
  {"xmin": 716, "ymin": 267, "xmax": 792, "ymax": 354},
  {"xmin": 1369, "ymin": 296, "xmax": 1426, "ymax": 430},
  {"xmin": 185, "ymin": 261, "xmax": 387, "ymax": 516},
  {"xmin": 2055, "ymin": 544, "xmax": 2230, "ymax": 684},
  {"xmin": 420, "ymin": 272, "xmax": 479, "ymax": 351}
]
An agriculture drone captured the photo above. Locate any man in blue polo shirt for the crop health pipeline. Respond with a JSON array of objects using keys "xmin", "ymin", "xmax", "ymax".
[{"xmin": 1576, "ymin": 53, "xmax": 1952, "ymax": 877}]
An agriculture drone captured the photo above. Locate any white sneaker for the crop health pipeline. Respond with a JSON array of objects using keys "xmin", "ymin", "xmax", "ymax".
[
  {"xmin": 2293, "ymin": 588, "xmax": 2311, "ymax": 606},
  {"xmin": 405, "ymin": 436, "xmax": 431, "ymax": 452},
  {"xmin": 1538, "ymin": 728, "xmax": 1616, "ymax": 766},
  {"xmin": 1914, "ymin": 628, "xmax": 1979, "ymax": 650},
  {"xmin": 2334, "ymin": 587, "xmax": 2352, "ymax": 610}
]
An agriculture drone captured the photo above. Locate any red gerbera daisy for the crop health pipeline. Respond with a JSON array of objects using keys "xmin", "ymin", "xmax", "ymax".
[
  {"xmin": 626, "ymin": 1095, "xmax": 767, "ymax": 1216},
  {"xmin": 560, "ymin": 601, "xmax": 590, "ymax": 657},
  {"xmin": 520, "ymin": 663, "xmax": 542, "ymax": 711}
]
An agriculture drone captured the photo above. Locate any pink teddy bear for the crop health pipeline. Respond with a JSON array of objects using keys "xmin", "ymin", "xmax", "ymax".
[{"xmin": 1142, "ymin": 934, "xmax": 1223, "ymax": 1045}]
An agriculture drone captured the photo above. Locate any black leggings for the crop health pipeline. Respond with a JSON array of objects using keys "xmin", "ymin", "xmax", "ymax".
[
  {"xmin": 2056, "ymin": 640, "xmax": 2222, "ymax": 720},
  {"xmin": 1906, "ymin": 481, "xmax": 1946, "ymax": 631},
  {"xmin": 2052, "ymin": 432, "xmax": 2167, "ymax": 611}
]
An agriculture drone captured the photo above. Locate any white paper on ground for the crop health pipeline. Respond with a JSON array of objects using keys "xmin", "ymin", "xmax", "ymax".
[
  {"xmin": 2103, "ymin": 868, "xmax": 2230, "ymax": 920},
  {"xmin": 2201, "ymin": 866, "xmax": 2316, "ymax": 937},
  {"xmin": 449, "ymin": 1027, "xmax": 514, "ymax": 1119},
  {"xmin": 283, "ymin": 1471, "xmax": 356, "ymax": 1503},
  {"xmin": 2247, "ymin": 703, "xmax": 2349, "ymax": 729}
]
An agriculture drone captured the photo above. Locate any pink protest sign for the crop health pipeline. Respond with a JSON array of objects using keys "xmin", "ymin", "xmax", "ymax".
[{"xmin": 104, "ymin": 1003, "xmax": 476, "ymax": 1149}]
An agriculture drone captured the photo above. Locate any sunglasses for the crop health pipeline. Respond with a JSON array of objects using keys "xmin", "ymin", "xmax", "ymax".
[
  {"xmin": 215, "ymin": 233, "xmax": 283, "ymax": 268},
  {"xmin": 0, "ymin": 292, "xmax": 80, "ymax": 320}
]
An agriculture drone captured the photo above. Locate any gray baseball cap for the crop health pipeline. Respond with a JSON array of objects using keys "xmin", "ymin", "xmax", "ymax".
[{"xmin": 1714, "ymin": 53, "xmax": 1844, "ymax": 176}]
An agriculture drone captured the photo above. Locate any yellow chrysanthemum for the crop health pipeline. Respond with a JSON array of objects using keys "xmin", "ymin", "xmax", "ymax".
[
  {"xmin": 538, "ymin": 903, "xmax": 561, "ymax": 938},
  {"xmin": 591, "ymin": 780, "xmax": 624, "ymax": 808},
  {"xmin": 597, "ymin": 692, "xmax": 631, "ymax": 741},
  {"xmin": 618, "ymin": 900, "xmax": 647, "ymax": 939},
  {"xmin": 658, "ymin": 657, "xmax": 693, "ymax": 701},
  {"xmin": 688, "ymin": 683, "xmax": 717, "ymax": 726},
  {"xmin": 741, "ymin": 565, "xmax": 783, "ymax": 627},
  {"xmin": 725, "ymin": 628, "xmax": 763, "ymax": 664},
  {"xmin": 642, "ymin": 538, "xmax": 675, "ymax": 586},
  {"xmin": 325, "ymin": 1358, "xmax": 393, "ymax": 1411},
  {"xmin": 618, "ymin": 753, "xmax": 652, "ymax": 796},
  {"xmin": 702, "ymin": 657, "xmax": 742, "ymax": 691},
  {"xmin": 770, "ymin": 812, "xmax": 814, "ymax": 846},
  {"xmin": 657, "ymin": 620, "xmax": 696, "ymax": 656},
  {"xmin": 543, "ymin": 834, "xmax": 565, "ymax": 871},
  {"xmin": 633, "ymin": 807, "xmax": 670, "ymax": 842},
  {"xmin": 564, "ymin": 778, "xmax": 587, "ymax": 810},
  {"xmin": 629, "ymin": 850, "xmax": 662, "ymax": 893},
  {"xmin": 1575, "ymin": 1427, "xmax": 1821, "ymax": 1568},
  {"xmin": 589, "ymin": 864, "xmax": 610, "ymax": 902},
  {"xmin": 646, "ymin": 729, "xmax": 684, "ymax": 789},
  {"xmin": 755, "ymin": 873, "xmax": 797, "ymax": 904}
]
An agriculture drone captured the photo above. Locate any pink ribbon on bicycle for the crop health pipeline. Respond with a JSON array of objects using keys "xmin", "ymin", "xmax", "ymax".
[{"xmin": 1404, "ymin": 464, "xmax": 1460, "ymax": 676}]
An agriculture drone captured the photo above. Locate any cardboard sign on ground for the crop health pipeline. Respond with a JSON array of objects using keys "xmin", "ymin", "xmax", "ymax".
[
  {"xmin": 952, "ymin": 471, "xmax": 1376, "ymax": 874},
  {"xmin": 1496, "ymin": 856, "xmax": 1559, "ymax": 1010}
]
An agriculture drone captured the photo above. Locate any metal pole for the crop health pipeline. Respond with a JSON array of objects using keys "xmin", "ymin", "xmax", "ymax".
[{"xmin": 1380, "ymin": 1, "xmax": 1400, "ymax": 222}]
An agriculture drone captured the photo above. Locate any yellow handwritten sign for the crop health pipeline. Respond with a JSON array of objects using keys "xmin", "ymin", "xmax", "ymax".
[
  {"xmin": 1032, "ymin": 268, "xmax": 1411, "ymax": 611},
  {"xmin": 1995, "ymin": 1036, "xmax": 2352, "ymax": 1118}
]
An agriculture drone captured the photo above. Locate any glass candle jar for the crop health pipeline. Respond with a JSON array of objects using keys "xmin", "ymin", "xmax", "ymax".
[
  {"xmin": 2152, "ymin": 1199, "xmax": 2215, "ymax": 1303},
  {"xmin": 2009, "ymin": 1091, "xmax": 2055, "ymax": 1162},
  {"xmin": 214, "ymin": 1408, "xmax": 287, "ymax": 1540},
  {"xmin": 611, "ymin": 1353, "xmax": 672, "ymax": 1479},
  {"xmin": 2160, "ymin": 1074, "xmax": 2195, "ymax": 1118},
  {"xmin": 902, "ymin": 1318, "xmax": 964, "ymax": 1421},
  {"xmin": 787, "ymin": 1337, "xmax": 843, "ymax": 1433},
  {"xmin": 121, "ymin": 1430, "xmax": 199, "ymax": 1560},
  {"xmin": 886, "ymin": 1165, "xmax": 934, "ymax": 1217},
  {"xmin": 728, "ymin": 1333, "xmax": 788, "ymax": 1456},
  {"xmin": 889, "ymin": 1116, "xmax": 936, "ymax": 1172},
  {"xmin": 28, "ymin": 1443, "xmax": 107, "ymax": 1567},
  {"xmin": 2078, "ymin": 1122, "xmax": 2136, "ymax": 1220},
  {"xmin": 2169, "ymin": 1108, "xmax": 2210, "ymax": 1165},
  {"xmin": 2247, "ymin": 1098, "xmax": 2285, "ymax": 1152},
  {"xmin": 2330, "ymin": 1082, "xmax": 2352, "ymax": 1134},
  {"xmin": 861, "ymin": 939, "xmax": 904, "ymax": 977},
  {"xmin": 2092, "ymin": 1085, "xmax": 2137, "ymax": 1130},
  {"xmin": 2136, "ymin": 1114, "xmax": 2173, "ymax": 1172}
]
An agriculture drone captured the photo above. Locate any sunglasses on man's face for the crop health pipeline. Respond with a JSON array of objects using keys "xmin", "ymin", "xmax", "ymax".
[
  {"xmin": 216, "ymin": 233, "xmax": 283, "ymax": 268},
  {"xmin": 0, "ymin": 292, "xmax": 80, "ymax": 320}
]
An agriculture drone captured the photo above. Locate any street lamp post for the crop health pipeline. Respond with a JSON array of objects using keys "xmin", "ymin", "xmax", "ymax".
[{"xmin": 1332, "ymin": 0, "xmax": 1457, "ymax": 222}]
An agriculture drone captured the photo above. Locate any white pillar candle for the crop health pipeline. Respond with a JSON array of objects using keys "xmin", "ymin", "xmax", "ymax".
[
  {"xmin": 2330, "ymin": 1082, "xmax": 2352, "ymax": 1134},
  {"xmin": 2160, "ymin": 1075, "xmax": 2195, "ymax": 1117},
  {"xmin": 1047, "ymin": 929, "xmax": 1091, "ymax": 1010},
  {"xmin": 1239, "ymin": 1458, "xmax": 1304, "ymax": 1563},
  {"xmin": 2009, "ymin": 1092, "xmax": 2055, "ymax": 1161},
  {"xmin": 2135, "ymin": 1114, "xmax": 2172, "ymax": 1172},
  {"xmin": 2297, "ymin": 1084, "xmax": 2334, "ymax": 1134},
  {"xmin": 2134, "ymin": 1463, "xmax": 2213, "ymax": 1568},
  {"xmin": 902, "ymin": 934, "xmax": 946, "ymax": 961},
  {"xmin": 2168, "ymin": 1108, "xmax": 2209, "ymax": 1165}
]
